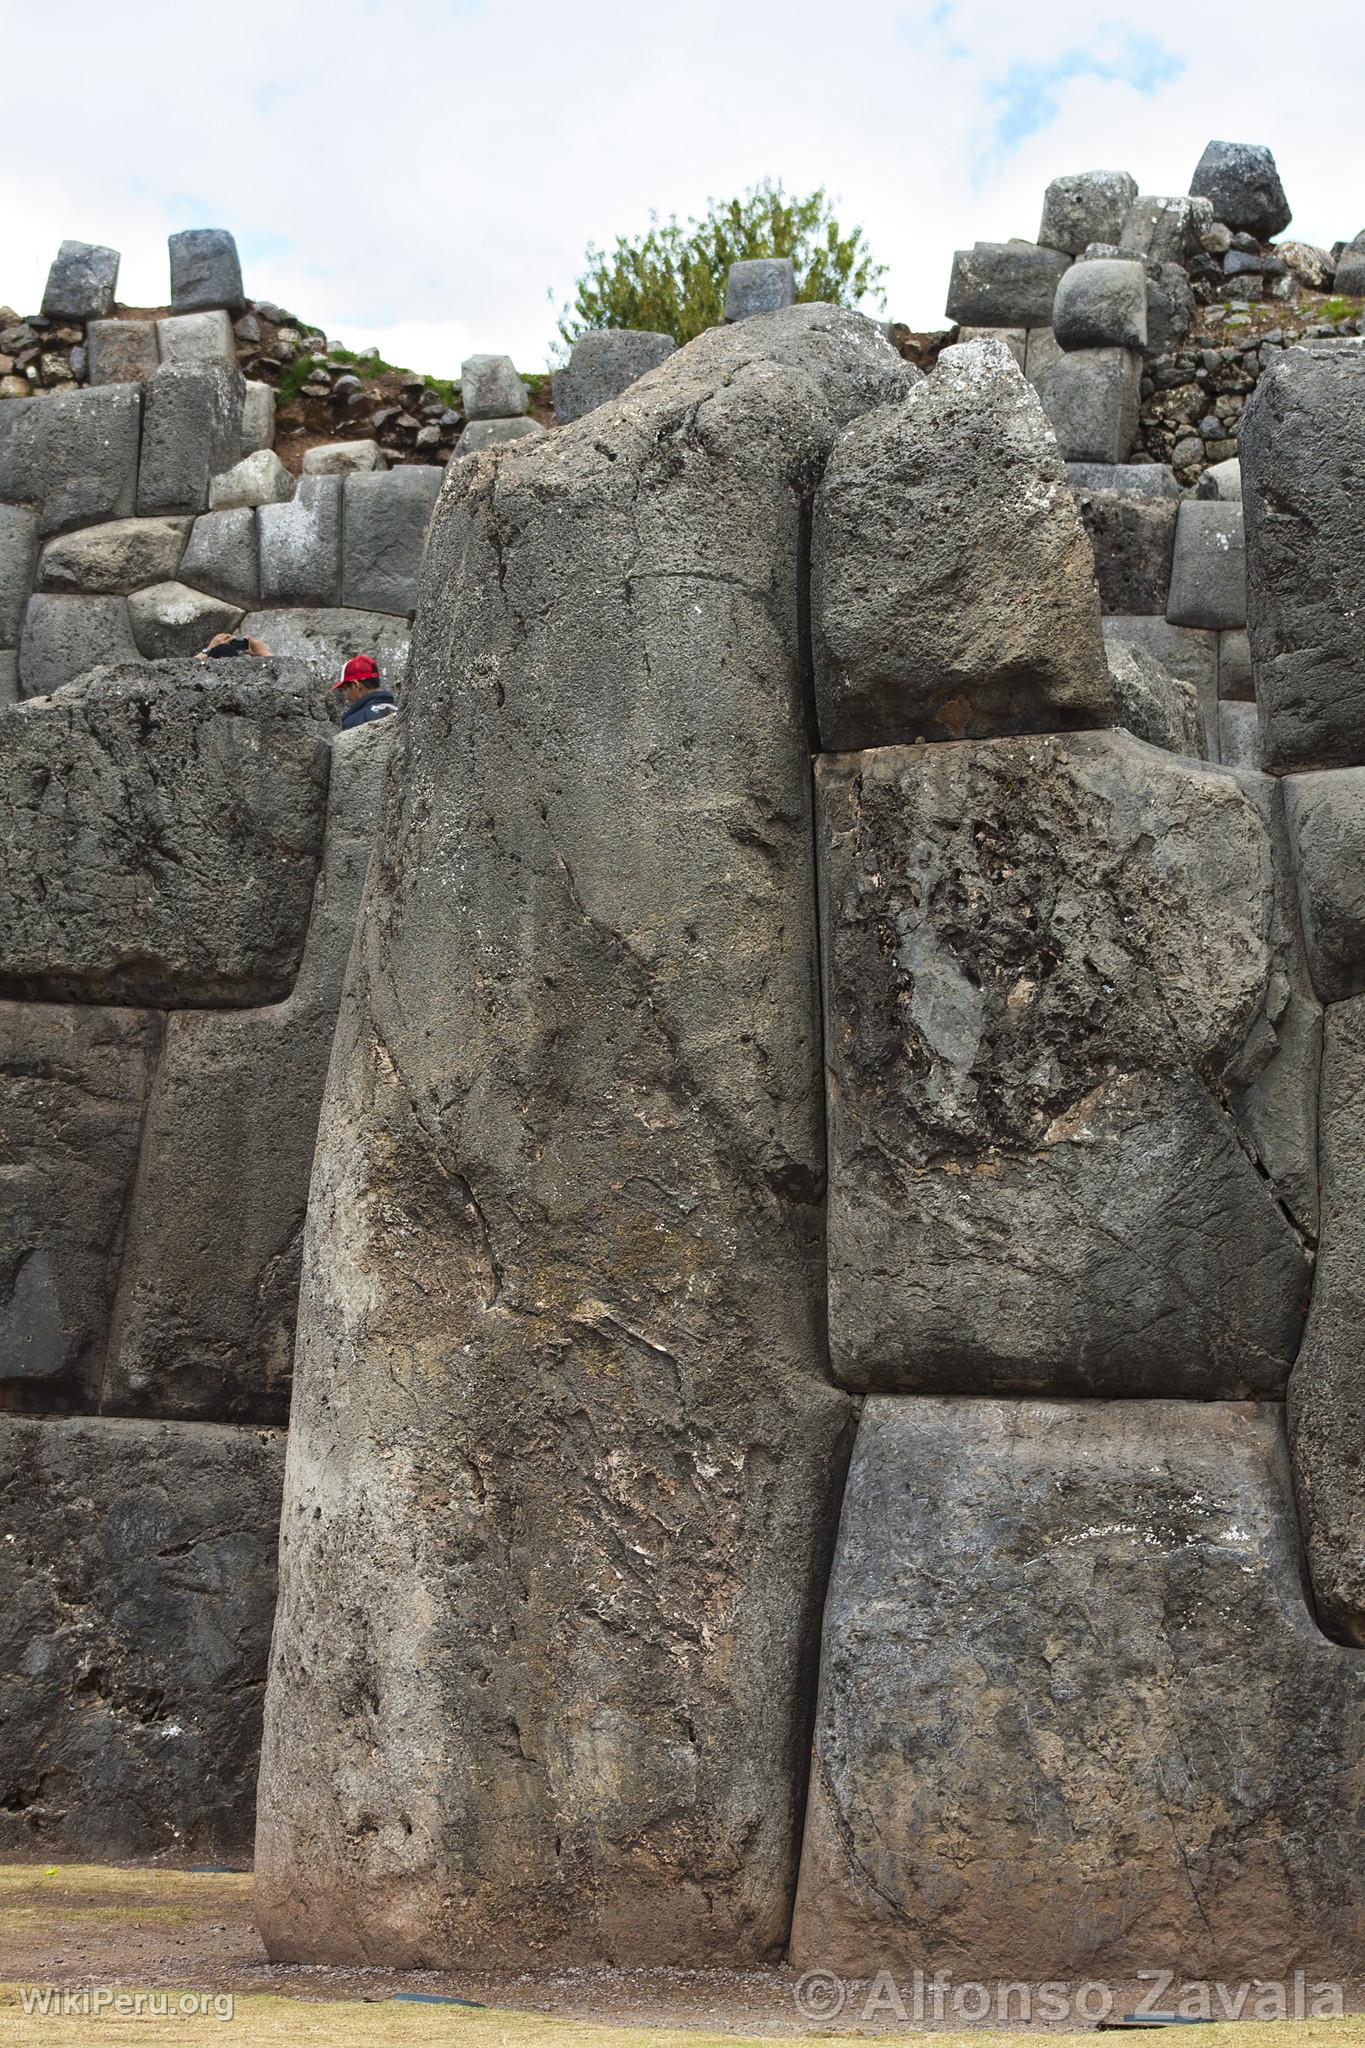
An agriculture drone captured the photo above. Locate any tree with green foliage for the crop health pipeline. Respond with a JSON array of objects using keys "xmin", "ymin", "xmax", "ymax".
[{"xmin": 555, "ymin": 181, "xmax": 887, "ymax": 351}]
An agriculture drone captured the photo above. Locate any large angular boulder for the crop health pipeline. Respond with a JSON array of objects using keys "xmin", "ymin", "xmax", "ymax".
[
  {"xmin": 1070, "ymin": 477, "xmax": 1178, "ymax": 615},
  {"xmin": 1106, "ymin": 639, "xmax": 1204, "ymax": 755},
  {"xmin": 1102, "ymin": 614, "xmax": 1218, "ymax": 746},
  {"xmin": 553, "ymin": 330, "xmax": 677, "ymax": 423},
  {"xmin": 1190, "ymin": 140, "xmax": 1292, "ymax": 240},
  {"xmin": 789, "ymin": 1397, "xmax": 1365, "ymax": 1979},
  {"xmin": 254, "ymin": 306, "xmax": 913, "ymax": 1972},
  {"xmin": 137, "ymin": 361, "xmax": 246, "ymax": 518},
  {"xmin": 38, "ymin": 516, "xmax": 189, "ymax": 595},
  {"xmin": 1041, "ymin": 346, "xmax": 1141, "ymax": 463},
  {"xmin": 0, "ymin": 1004, "xmax": 160, "ymax": 1405},
  {"xmin": 104, "ymin": 722, "xmax": 393, "ymax": 1424},
  {"xmin": 177, "ymin": 507, "xmax": 259, "ymax": 607},
  {"xmin": 1241, "ymin": 344, "xmax": 1365, "ymax": 771},
  {"xmin": 258, "ymin": 475, "xmax": 341, "ymax": 606},
  {"xmin": 725, "ymin": 258, "xmax": 795, "ymax": 319},
  {"xmin": 816, "ymin": 731, "xmax": 1311, "ymax": 1395},
  {"xmin": 945, "ymin": 242, "xmax": 1070, "ymax": 327},
  {"xmin": 812, "ymin": 339, "xmax": 1111, "ymax": 748},
  {"xmin": 0, "ymin": 384, "xmax": 142, "ymax": 537},
  {"xmin": 1290, "ymin": 994, "xmax": 1365, "ymax": 1642},
  {"xmin": 86, "ymin": 318, "xmax": 159, "ymax": 386},
  {"xmin": 127, "ymin": 580, "xmax": 242, "ymax": 658},
  {"xmin": 40, "ymin": 240, "xmax": 119, "ymax": 321},
  {"xmin": 18, "ymin": 593, "xmax": 139, "ymax": 696},
  {"xmin": 0, "ymin": 662, "xmax": 330, "ymax": 1006},
  {"xmin": 1119, "ymin": 193, "xmax": 1213, "ymax": 267},
  {"xmin": 1283, "ymin": 768, "xmax": 1365, "ymax": 1002},
  {"xmin": 0, "ymin": 1416, "xmax": 284, "ymax": 1859},
  {"xmin": 459, "ymin": 353, "xmax": 528, "ymax": 419},
  {"xmin": 168, "ymin": 228, "xmax": 246, "ymax": 315},
  {"xmin": 340, "ymin": 466, "xmax": 443, "ymax": 615}
]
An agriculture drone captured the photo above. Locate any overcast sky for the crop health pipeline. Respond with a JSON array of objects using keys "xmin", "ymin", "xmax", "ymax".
[{"xmin": 2, "ymin": 0, "xmax": 1361, "ymax": 378}]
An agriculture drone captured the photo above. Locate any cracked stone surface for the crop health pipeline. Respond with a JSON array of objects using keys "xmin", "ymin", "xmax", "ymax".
[
  {"xmin": 0, "ymin": 1415, "xmax": 285, "ymax": 1860},
  {"xmin": 816, "ymin": 732, "xmax": 1313, "ymax": 1395},
  {"xmin": 253, "ymin": 306, "xmax": 918, "ymax": 1971},
  {"xmin": 789, "ymin": 1396, "xmax": 1365, "ymax": 1980},
  {"xmin": 0, "ymin": 662, "xmax": 331, "ymax": 1007},
  {"xmin": 103, "ymin": 722, "xmax": 393, "ymax": 1424}
]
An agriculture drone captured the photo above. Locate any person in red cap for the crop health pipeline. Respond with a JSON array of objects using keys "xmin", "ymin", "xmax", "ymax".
[{"xmin": 332, "ymin": 654, "xmax": 398, "ymax": 731}]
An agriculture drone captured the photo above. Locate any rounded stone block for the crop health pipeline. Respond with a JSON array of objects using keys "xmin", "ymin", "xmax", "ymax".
[{"xmin": 1053, "ymin": 258, "xmax": 1148, "ymax": 350}]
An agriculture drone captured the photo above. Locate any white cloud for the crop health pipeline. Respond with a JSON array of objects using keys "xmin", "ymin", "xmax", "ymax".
[{"xmin": 1, "ymin": 0, "xmax": 1361, "ymax": 376}]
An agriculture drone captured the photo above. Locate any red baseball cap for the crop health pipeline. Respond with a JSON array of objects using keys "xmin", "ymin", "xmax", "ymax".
[{"xmin": 333, "ymin": 654, "xmax": 380, "ymax": 690}]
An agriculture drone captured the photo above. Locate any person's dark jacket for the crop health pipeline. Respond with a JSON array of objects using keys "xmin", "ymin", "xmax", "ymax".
[{"xmin": 340, "ymin": 688, "xmax": 398, "ymax": 731}]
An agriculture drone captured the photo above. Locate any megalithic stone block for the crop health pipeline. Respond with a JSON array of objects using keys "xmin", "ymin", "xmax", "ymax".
[
  {"xmin": 237, "ymin": 606, "xmax": 412, "ymax": 688},
  {"xmin": 1166, "ymin": 499, "xmax": 1246, "ymax": 630},
  {"xmin": 137, "ymin": 361, "xmax": 246, "ymax": 517},
  {"xmin": 18, "ymin": 593, "xmax": 140, "ymax": 695},
  {"xmin": 945, "ymin": 241, "xmax": 1071, "ymax": 326},
  {"xmin": 253, "ymin": 305, "xmax": 912, "ymax": 1973},
  {"xmin": 1105, "ymin": 638, "xmax": 1204, "ymax": 755},
  {"xmin": 552, "ymin": 330, "xmax": 676, "ymax": 422},
  {"xmin": 40, "ymin": 240, "xmax": 120, "ymax": 320},
  {"xmin": 1038, "ymin": 169, "xmax": 1138, "ymax": 254},
  {"xmin": 789, "ymin": 1396, "xmax": 1365, "ymax": 1980},
  {"xmin": 340, "ymin": 466, "xmax": 443, "ymax": 616},
  {"xmin": 459, "ymin": 353, "xmax": 528, "ymax": 419},
  {"xmin": 1119, "ymin": 193, "xmax": 1213, "ymax": 267},
  {"xmin": 103, "ymin": 721, "xmax": 394, "ymax": 1423},
  {"xmin": 0, "ymin": 384, "xmax": 142, "ymax": 538},
  {"xmin": 1241, "ymin": 343, "xmax": 1365, "ymax": 772},
  {"xmin": 812, "ymin": 338, "xmax": 1112, "ymax": 748},
  {"xmin": 724, "ymin": 257, "xmax": 795, "ymax": 320},
  {"xmin": 0, "ymin": 505, "xmax": 38, "ymax": 646},
  {"xmin": 258, "ymin": 475, "xmax": 342, "ymax": 605},
  {"xmin": 177, "ymin": 508, "xmax": 260, "ymax": 607},
  {"xmin": 168, "ymin": 228, "xmax": 246, "ymax": 315},
  {"xmin": 0, "ymin": 1415, "xmax": 284, "ymax": 1859},
  {"xmin": 0, "ymin": 662, "xmax": 330, "ymax": 1005},
  {"xmin": 1041, "ymin": 345, "xmax": 1141, "ymax": 463},
  {"xmin": 1190, "ymin": 140, "xmax": 1292, "ymax": 239},
  {"xmin": 1070, "ymin": 478, "xmax": 1178, "ymax": 615},
  {"xmin": 815, "ymin": 732, "xmax": 1311, "ymax": 1396},
  {"xmin": 1283, "ymin": 768, "xmax": 1365, "ymax": 1003},
  {"xmin": 1052, "ymin": 257, "xmax": 1148, "ymax": 350},
  {"xmin": 38, "ymin": 517, "xmax": 189, "ymax": 596},
  {"xmin": 86, "ymin": 318, "xmax": 159, "ymax": 386}
]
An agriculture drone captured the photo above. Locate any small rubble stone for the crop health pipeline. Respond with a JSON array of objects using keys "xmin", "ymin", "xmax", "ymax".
[
  {"xmin": 168, "ymin": 228, "xmax": 246, "ymax": 315},
  {"xmin": 1041, "ymin": 347, "xmax": 1141, "ymax": 463},
  {"xmin": 724, "ymin": 258, "xmax": 796, "ymax": 320},
  {"xmin": 1167, "ymin": 499, "xmax": 1247, "ymax": 630},
  {"xmin": 460, "ymin": 353, "xmax": 529, "ymax": 419},
  {"xmin": 157, "ymin": 310, "xmax": 235, "ymax": 367},
  {"xmin": 18, "ymin": 594, "xmax": 139, "ymax": 695},
  {"xmin": 209, "ymin": 448, "xmax": 294, "ymax": 511},
  {"xmin": 1198, "ymin": 455, "xmax": 1242, "ymax": 500},
  {"xmin": 40, "ymin": 241, "xmax": 119, "ymax": 321},
  {"xmin": 1190, "ymin": 141, "xmax": 1292, "ymax": 240},
  {"xmin": 341, "ymin": 466, "xmax": 443, "ymax": 616},
  {"xmin": 86, "ymin": 318, "xmax": 159, "ymax": 385},
  {"xmin": 1052, "ymin": 258, "xmax": 1147, "ymax": 350},
  {"xmin": 178, "ymin": 508, "xmax": 259, "ymax": 608},
  {"xmin": 812, "ymin": 339, "xmax": 1110, "ymax": 748},
  {"xmin": 258, "ymin": 475, "xmax": 342, "ymax": 606},
  {"xmin": 1278, "ymin": 241, "xmax": 1334, "ymax": 290},
  {"xmin": 1038, "ymin": 170, "xmax": 1137, "ymax": 255},
  {"xmin": 302, "ymin": 439, "xmax": 385, "ymax": 477},
  {"xmin": 946, "ymin": 242, "xmax": 1071, "ymax": 327},
  {"xmin": 39, "ymin": 517, "xmax": 189, "ymax": 596},
  {"xmin": 553, "ymin": 329, "xmax": 677, "ymax": 422},
  {"xmin": 128, "ymin": 580, "xmax": 244, "ymax": 659},
  {"xmin": 454, "ymin": 416, "xmax": 547, "ymax": 458}
]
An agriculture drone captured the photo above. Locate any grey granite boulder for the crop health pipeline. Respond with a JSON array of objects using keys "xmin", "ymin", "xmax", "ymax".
[
  {"xmin": 0, "ymin": 1416, "xmax": 283, "ymax": 1859},
  {"xmin": 1241, "ymin": 344, "xmax": 1365, "ymax": 772},
  {"xmin": 1190, "ymin": 141, "xmax": 1292, "ymax": 240},
  {"xmin": 168, "ymin": 228, "xmax": 246, "ymax": 314},
  {"xmin": 459, "ymin": 353, "xmax": 528, "ymax": 419},
  {"xmin": 816, "ymin": 731, "xmax": 1310, "ymax": 1396},
  {"xmin": 258, "ymin": 475, "xmax": 341, "ymax": 605},
  {"xmin": 1198, "ymin": 454, "xmax": 1243, "ymax": 501},
  {"xmin": 253, "ymin": 306, "xmax": 913, "ymax": 1973},
  {"xmin": 1290, "ymin": 993, "xmax": 1365, "ymax": 1641},
  {"xmin": 1106, "ymin": 638, "xmax": 1204, "ymax": 754},
  {"xmin": 0, "ymin": 1004, "xmax": 159, "ymax": 1404},
  {"xmin": 1041, "ymin": 346, "xmax": 1140, "ymax": 462},
  {"xmin": 1166, "ymin": 499, "xmax": 1245, "ymax": 630},
  {"xmin": 18, "ymin": 594, "xmax": 139, "ymax": 695},
  {"xmin": 790, "ymin": 1397, "xmax": 1365, "ymax": 1979},
  {"xmin": 553, "ymin": 329, "xmax": 676, "ymax": 422},
  {"xmin": 724, "ymin": 257, "xmax": 796, "ymax": 319},
  {"xmin": 127, "ymin": 580, "xmax": 243, "ymax": 658},
  {"xmin": 0, "ymin": 662, "xmax": 329, "ymax": 1005},
  {"xmin": 1070, "ymin": 478, "xmax": 1178, "ymax": 614},
  {"xmin": 241, "ymin": 379, "xmax": 276, "ymax": 456},
  {"xmin": 1038, "ymin": 169, "xmax": 1137, "ymax": 255},
  {"xmin": 38, "ymin": 517, "xmax": 188, "ymax": 595},
  {"xmin": 40, "ymin": 240, "xmax": 119, "ymax": 320},
  {"xmin": 0, "ymin": 505, "xmax": 38, "ymax": 645},
  {"xmin": 208, "ymin": 448, "xmax": 293, "ymax": 510},
  {"xmin": 301, "ymin": 440, "xmax": 383, "ymax": 476},
  {"xmin": 946, "ymin": 241, "xmax": 1071, "ymax": 326},
  {"xmin": 1120, "ymin": 192, "xmax": 1213, "ymax": 266},
  {"xmin": 86, "ymin": 318, "xmax": 159, "ymax": 385},
  {"xmin": 0, "ymin": 384, "xmax": 141, "ymax": 537},
  {"xmin": 453, "ymin": 417, "xmax": 546, "ymax": 458},
  {"xmin": 238, "ymin": 606, "xmax": 411, "ymax": 688},
  {"xmin": 340, "ymin": 465, "xmax": 443, "ymax": 615},
  {"xmin": 1052, "ymin": 257, "xmax": 1147, "ymax": 350},
  {"xmin": 1283, "ymin": 769, "xmax": 1365, "ymax": 1003},
  {"xmin": 812, "ymin": 338, "xmax": 1111, "ymax": 747},
  {"xmin": 104, "ymin": 722, "xmax": 392, "ymax": 1424},
  {"xmin": 137, "ymin": 361, "xmax": 245, "ymax": 517},
  {"xmin": 178, "ymin": 508, "xmax": 259, "ymax": 607}
]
